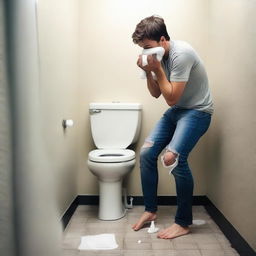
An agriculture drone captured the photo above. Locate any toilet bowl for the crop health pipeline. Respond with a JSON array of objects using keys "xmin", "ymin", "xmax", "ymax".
[
  {"xmin": 88, "ymin": 149, "xmax": 135, "ymax": 181},
  {"xmin": 88, "ymin": 149, "xmax": 135, "ymax": 220},
  {"xmin": 87, "ymin": 102, "xmax": 142, "ymax": 220}
]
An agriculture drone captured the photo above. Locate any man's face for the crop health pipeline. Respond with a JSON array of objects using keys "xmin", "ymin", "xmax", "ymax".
[{"xmin": 138, "ymin": 39, "xmax": 161, "ymax": 49}]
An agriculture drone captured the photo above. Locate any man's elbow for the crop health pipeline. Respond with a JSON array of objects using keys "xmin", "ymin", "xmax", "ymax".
[
  {"xmin": 166, "ymin": 99, "xmax": 178, "ymax": 106},
  {"xmin": 153, "ymin": 92, "xmax": 161, "ymax": 98}
]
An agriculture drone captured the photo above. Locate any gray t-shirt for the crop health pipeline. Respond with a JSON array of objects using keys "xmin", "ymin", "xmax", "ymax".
[{"xmin": 161, "ymin": 40, "xmax": 213, "ymax": 114}]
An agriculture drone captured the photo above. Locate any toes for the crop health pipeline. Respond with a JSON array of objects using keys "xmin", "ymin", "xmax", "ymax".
[
  {"xmin": 132, "ymin": 212, "xmax": 157, "ymax": 232},
  {"xmin": 157, "ymin": 230, "xmax": 163, "ymax": 237},
  {"xmin": 157, "ymin": 224, "xmax": 190, "ymax": 240},
  {"xmin": 163, "ymin": 232, "xmax": 172, "ymax": 239},
  {"xmin": 132, "ymin": 223, "xmax": 139, "ymax": 230},
  {"xmin": 158, "ymin": 231, "xmax": 174, "ymax": 239},
  {"xmin": 157, "ymin": 229, "xmax": 168, "ymax": 238},
  {"xmin": 163, "ymin": 230, "xmax": 190, "ymax": 239},
  {"xmin": 135, "ymin": 224, "xmax": 142, "ymax": 230},
  {"xmin": 133, "ymin": 224, "xmax": 140, "ymax": 231},
  {"xmin": 161, "ymin": 232, "xmax": 171, "ymax": 239},
  {"xmin": 132, "ymin": 221, "xmax": 143, "ymax": 231}
]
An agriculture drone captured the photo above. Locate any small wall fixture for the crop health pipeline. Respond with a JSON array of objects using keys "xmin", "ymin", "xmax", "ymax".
[{"xmin": 62, "ymin": 119, "xmax": 74, "ymax": 129}]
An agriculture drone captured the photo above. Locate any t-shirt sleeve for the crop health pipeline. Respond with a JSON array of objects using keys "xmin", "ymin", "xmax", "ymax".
[{"xmin": 170, "ymin": 53, "xmax": 194, "ymax": 82}]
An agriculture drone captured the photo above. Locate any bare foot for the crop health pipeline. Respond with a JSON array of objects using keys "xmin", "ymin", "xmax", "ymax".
[
  {"xmin": 132, "ymin": 211, "xmax": 157, "ymax": 231},
  {"xmin": 157, "ymin": 223, "xmax": 190, "ymax": 239}
]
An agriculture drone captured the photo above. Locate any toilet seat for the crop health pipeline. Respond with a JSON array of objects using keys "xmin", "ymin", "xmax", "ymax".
[{"xmin": 89, "ymin": 149, "xmax": 135, "ymax": 163}]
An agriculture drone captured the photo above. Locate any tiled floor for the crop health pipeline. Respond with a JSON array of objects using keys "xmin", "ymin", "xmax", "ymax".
[{"xmin": 62, "ymin": 205, "xmax": 240, "ymax": 256}]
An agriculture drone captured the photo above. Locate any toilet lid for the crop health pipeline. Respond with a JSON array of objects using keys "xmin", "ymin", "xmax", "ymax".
[{"xmin": 88, "ymin": 149, "xmax": 135, "ymax": 163}]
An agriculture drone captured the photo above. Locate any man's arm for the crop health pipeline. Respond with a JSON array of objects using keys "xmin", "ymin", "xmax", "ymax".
[
  {"xmin": 137, "ymin": 55, "xmax": 161, "ymax": 98},
  {"xmin": 144, "ymin": 55, "xmax": 186, "ymax": 106},
  {"xmin": 154, "ymin": 67, "xmax": 186, "ymax": 106},
  {"xmin": 137, "ymin": 54, "xmax": 186, "ymax": 105},
  {"xmin": 145, "ymin": 71, "xmax": 161, "ymax": 98}
]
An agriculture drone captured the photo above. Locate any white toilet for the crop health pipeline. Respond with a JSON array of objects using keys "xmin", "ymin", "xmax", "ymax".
[{"xmin": 87, "ymin": 102, "xmax": 142, "ymax": 220}]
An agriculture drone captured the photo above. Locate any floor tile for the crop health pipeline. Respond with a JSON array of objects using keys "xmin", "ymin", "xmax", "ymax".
[
  {"xmin": 192, "ymin": 233, "xmax": 220, "ymax": 244},
  {"xmin": 151, "ymin": 238, "xmax": 174, "ymax": 250},
  {"xmin": 197, "ymin": 242, "xmax": 222, "ymax": 250},
  {"xmin": 62, "ymin": 249, "xmax": 78, "ymax": 256},
  {"xmin": 78, "ymin": 249, "xmax": 123, "ymax": 256},
  {"xmin": 201, "ymin": 250, "xmax": 225, "ymax": 256},
  {"xmin": 173, "ymin": 250, "xmax": 202, "ymax": 256},
  {"xmin": 223, "ymin": 249, "xmax": 240, "ymax": 256},
  {"xmin": 151, "ymin": 250, "xmax": 176, "ymax": 256},
  {"xmin": 124, "ymin": 237, "xmax": 152, "ymax": 250},
  {"xmin": 62, "ymin": 236, "xmax": 81, "ymax": 250},
  {"xmin": 62, "ymin": 205, "xmax": 240, "ymax": 256},
  {"xmin": 123, "ymin": 249, "xmax": 154, "ymax": 256}
]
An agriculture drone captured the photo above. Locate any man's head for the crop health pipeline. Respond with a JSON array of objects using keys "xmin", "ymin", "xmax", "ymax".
[{"xmin": 132, "ymin": 15, "xmax": 170, "ymax": 49}]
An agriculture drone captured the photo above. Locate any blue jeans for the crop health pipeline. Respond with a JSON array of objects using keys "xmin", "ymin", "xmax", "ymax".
[{"xmin": 140, "ymin": 106, "xmax": 211, "ymax": 227}]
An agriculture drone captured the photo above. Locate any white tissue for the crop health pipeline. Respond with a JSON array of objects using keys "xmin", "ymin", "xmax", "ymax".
[
  {"xmin": 142, "ymin": 54, "xmax": 148, "ymax": 66},
  {"xmin": 142, "ymin": 47, "xmax": 165, "ymax": 62},
  {"xmin": 192, "ymin": 219, "xmax": 206, "ymax": 225},
  {"xmin": 147, "ymin": 221, "xmax": 159, "ymax": 233},
  {"xmin": 140, "ymin": 47, "xmax": 165, "ymax": 79},
  {"xmin": 78, "ymin": 234, "xmax": 118, "ymax": 250}
]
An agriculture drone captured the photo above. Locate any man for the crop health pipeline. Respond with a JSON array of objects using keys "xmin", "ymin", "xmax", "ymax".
[{"xmin": 131, "ymin": 15, "xmax": 213, "ymax": 239}]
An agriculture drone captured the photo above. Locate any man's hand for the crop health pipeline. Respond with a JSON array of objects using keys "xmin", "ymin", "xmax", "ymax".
[{"xmin": 137, "ymin": 54, "xmax": 161, "ymax": 73}]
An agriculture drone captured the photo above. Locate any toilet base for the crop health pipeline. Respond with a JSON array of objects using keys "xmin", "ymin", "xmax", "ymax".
[
  {"xmin": 98, "ymin": 180, "xmax": 125, "ymax": 220},
  {"xmin": 87, "ymin": 158, "xmax": 136, "ymax": 220}
]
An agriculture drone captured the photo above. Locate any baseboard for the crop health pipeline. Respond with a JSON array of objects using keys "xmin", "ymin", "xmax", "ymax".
[
  {"xmin": 61, "ymin": 195, "xmax": 256, "ymax": 256},
  {"xmin": 77, "ymin": 195, "xmax": 99, "ymax": 205},
  {"xmin": 76, "ymin": 195, "xmax": 207, "ymax": 206},
  {"xmin": 61, "ymin": 196, "xmax": 78, "ymax": 230}
]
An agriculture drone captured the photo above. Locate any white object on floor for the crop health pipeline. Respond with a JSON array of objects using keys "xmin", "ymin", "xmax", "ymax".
[
  {"xmin": 147, "ymin": 221, "xmax": 159, "ymax": 233},
  {"xmin": 78, "ymin": 234, "xmax": 118, "ymax": 250},
  {"xmin": 161, "ymin": 154, "xmax": 179, "ymax": 175},
  {"xmin": 193, "ymin": 219, "xmax": 206, "ymax": 225},
  {"xmin": 137, "ymin": 240, "xmax": 142, "ymax": 244}
]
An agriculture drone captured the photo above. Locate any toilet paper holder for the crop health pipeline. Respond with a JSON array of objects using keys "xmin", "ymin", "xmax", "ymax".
[{"xmin": 62, "ymin": 119, "xmax": 74, "ymax": 129}]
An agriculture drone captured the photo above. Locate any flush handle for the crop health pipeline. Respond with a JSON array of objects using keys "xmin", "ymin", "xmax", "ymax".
[{"xmin": 89, "ymin": 109, "xmax": 101, "ymax": 115}]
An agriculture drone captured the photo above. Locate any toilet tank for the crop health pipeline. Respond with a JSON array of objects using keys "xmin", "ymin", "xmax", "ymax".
[{"xmin": 89, "ymin": 102, "xmax": 142, "ymax": 149}]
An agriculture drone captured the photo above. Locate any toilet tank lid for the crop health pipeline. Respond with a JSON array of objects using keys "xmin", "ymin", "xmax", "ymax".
[{"xmin": 89, "ymin": 102, "xmax": 142, "ymax": 110}]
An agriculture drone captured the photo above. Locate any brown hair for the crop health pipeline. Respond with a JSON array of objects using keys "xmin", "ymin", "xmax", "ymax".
[{"xmin": 132, "ymin": 15, "xmax": 170, "ymax": 44}]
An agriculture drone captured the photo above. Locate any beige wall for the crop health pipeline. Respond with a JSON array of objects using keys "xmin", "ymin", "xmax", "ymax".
[
  {"xmin": 78, "ymin": 0, "xmax": 210, "ymax": 196},
  {"xmin": 37, "ymin": 0, "xmax": 80, "ymax": 215},
  {"xmin": 207, "ymin": 0, "xmax": 256, "ymax": 250}
]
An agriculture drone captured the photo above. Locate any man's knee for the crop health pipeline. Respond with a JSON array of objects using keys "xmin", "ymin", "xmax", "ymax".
[
  {"xmin": 161, "ymin": 150, "xmax": 179, "ymax": 174},
  {"xmin": 163, "ymin": 151, "xmax": 177, "ymax": 166},
  {"xmin": 142, "ymin": 141, "xmax": 153, "ymax": 149},
  {"xmin": 140, "ymin": 141, "xmax": 155, "ymax": 159},
  {"xmin": 140, "ymin": 141, "xmax": 153, "ymax": 152}
]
